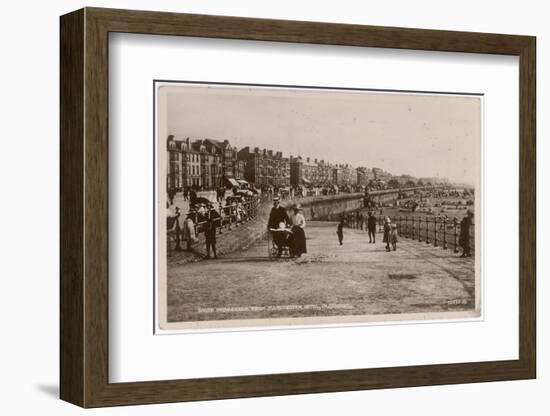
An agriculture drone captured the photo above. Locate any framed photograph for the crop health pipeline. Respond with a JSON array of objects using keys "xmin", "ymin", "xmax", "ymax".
[{"xmin": 60, "ymin": 7, "xmax": 536, "ymax": 407}]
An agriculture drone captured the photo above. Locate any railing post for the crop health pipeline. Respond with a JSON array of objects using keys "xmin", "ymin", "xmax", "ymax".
[
  {"xmin": 218, "ymin": 203, "xmax": 223, "ymax": 234},
  {"xmin": 425, "ymin": 216, "xmax": 430, "ymax": 244},
  {"xmin": 434, "ymin": 216, "xmax": 438, "ymax": 247},
  {"xmin": 411, "ymin": 216, "xmax": 415, "ymax": 240},
  {"xmin": 418, "ymin": 216, "xmax": 422, "ymax": 242},
  {"xmin": 471, "ymin": 220, "xmax": 475, "ymax": 257},
  {"xmin": 443, "ymin": 218, "xmax": 447, "ymax": 249},
  {"xmin": 227, "ymin": 206, "xmax": 232, "ymax": 230},
  {"xmin": 395, "ymin": 215, "xmax": 401, "ymax": 234},
  {"xmin": 174, "ymin": 220, "xmax": 182, "ymax": 251},
  {"xmin": 453, "ymin": 217, "xmax": 459, "ymax": 253},
  {"xmin": 405, "ymin": 216, "xmax": 408, "ymax": 238}
]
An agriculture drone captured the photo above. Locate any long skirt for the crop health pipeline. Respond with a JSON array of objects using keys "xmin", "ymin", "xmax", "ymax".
[{"xmin": 290, "ymin": 226, "xmax": 307, "ymax": 256}]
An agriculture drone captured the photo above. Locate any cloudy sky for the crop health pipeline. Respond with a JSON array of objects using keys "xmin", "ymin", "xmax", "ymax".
[{"xmin": 161, "ymin": 83, "xmax": 481, "ymax": 185}]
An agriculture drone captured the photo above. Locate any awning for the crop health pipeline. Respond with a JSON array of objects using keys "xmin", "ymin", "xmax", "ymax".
[
  {"xmin": 302, "ymin": 178, "xmax": 311, "ymax": 185},
  {"xmin": 225, "ymin": 177, "xmax": 239, "ymax": 187},
  {"xmin": 237, "ymin": 179, "xmax": 249, "ymax": 185}
]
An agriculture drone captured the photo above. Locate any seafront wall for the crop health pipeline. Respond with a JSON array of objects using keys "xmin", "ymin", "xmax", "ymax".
[{"xmin": 283, "ymin": 193, "xmax": 364, "ymax": 221}]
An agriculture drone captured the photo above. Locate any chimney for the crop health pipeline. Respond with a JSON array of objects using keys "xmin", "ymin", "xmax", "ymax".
[
  {"xmin": 306, "ymin": 157, "xmax": 310, "ymax": 163},
  {"xmin": 314, "ymin": 158, "xmax": 318, "ymax": 163}
]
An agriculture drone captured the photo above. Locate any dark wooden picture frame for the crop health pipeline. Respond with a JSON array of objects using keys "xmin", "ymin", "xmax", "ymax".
[{"xmin": 60, "ymin": 7, "xmax": 536, "ymax": 408}]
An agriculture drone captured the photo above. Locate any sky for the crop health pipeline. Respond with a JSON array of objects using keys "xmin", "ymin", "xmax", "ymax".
[{"xmin": 161, "ymin": 83, "xmax": 481, "ymax": 185}]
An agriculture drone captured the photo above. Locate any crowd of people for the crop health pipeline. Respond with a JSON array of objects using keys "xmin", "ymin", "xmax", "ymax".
[
  {"xmin": 265, "ymin": 196, "xmax": 400, "ymax": 258},
  {"xmin": 336, "ymin": 208, "xmax": 474, "ymax": 257},
  {"xmin": 166, "ymin": 186, "xmax": 259, "ymax": 258},
  {"xmin": 167, "ymin": 183, "xmax": 474, "ymax": 260},
  {"xmin": 335, "ymin": 213, "xmax": 398, "ymax": 252}
]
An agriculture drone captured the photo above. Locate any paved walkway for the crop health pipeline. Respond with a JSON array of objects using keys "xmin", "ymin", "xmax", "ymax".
[{"xmin": 167, "ymin": 221, "xmax": 476, "ymax": 323}]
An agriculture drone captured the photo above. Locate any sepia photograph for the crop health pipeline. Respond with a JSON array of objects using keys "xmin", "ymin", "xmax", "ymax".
[{"xmin": 156, "ymin": 82, "xmax": 481, "ymax": 330}]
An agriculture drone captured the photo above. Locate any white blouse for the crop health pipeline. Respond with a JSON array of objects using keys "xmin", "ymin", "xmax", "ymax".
[{"xmin": 291, "ymin": 212, "xmax": 306, "ymax": 228}]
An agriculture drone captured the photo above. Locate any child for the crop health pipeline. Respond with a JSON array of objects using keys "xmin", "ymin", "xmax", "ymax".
[
  {"xmin": 337, "ymin": 218, "xmax": 344, "ymax": 245},
  {"xmin": 390, "ymin": 223, "xmax": 398, "ymax": 251}
]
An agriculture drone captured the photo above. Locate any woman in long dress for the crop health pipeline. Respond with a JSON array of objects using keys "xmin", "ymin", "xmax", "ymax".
[
  {"xmin": 290, "ymin": 205, "xmax": 307, "ymax": 257},
  {"xmin": 382, "ymin": 216, "xmax": 392, "ymax": 252}
]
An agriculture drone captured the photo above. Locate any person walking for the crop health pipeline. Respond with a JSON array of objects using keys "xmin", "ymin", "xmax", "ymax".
[
  {"xmin": 166, "ymin": 204, "xmax": 180, "ymax": 250},
  {"xmin": 367, "ymin": 211, "xmax": 377, "ymax": 243},
  {"xmin": 459, "ymin": 210, "xmax": 474, "ymax": 257},
  {"xmin": 289, "ymin": 204, "xmax": 307, "ymax": 257},
  {"xmin": 390, "ymin": 223, "xmax": 398, "ymax": 251},
  {"xmin": 168, "ymin": 189, "xmax": 175, "ymax": 206},
  {"xmin": 382, "ymin": 216, "xmax": 392, "ymax": 252},
  {"xmin": 181, "ymin": 210, "xmax": 197, "ymax": 251},
  {"xmin": 204, "ymin": 207, "xmax": 219, "ymax": 259},
  {"xmin": 189, "ymin": 188, "xmax": 197, "ymax": 205},
  {"xmin": 336, "ymin": 217, "xmax": 344, "ymax": 246},
  {"xmin": 267, "ymin": 196, "xmax": 290, "ymax": 256}
]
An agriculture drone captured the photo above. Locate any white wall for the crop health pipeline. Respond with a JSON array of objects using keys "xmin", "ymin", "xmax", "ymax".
[{"xmin": 0, "ymin": 0, "xmax": 545, "ymax": 414}]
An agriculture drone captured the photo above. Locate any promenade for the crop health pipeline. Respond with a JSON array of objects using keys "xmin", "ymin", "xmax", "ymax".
[{"xmin": 167, "ymin": 221, "xmax": 476, "ymax": 324}]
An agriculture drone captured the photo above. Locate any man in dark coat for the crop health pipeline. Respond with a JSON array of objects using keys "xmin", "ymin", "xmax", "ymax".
[
  {"xmin": 189, "ymin": 188, "xmax": 197, "ymax": 205},
  {"xmin": 459, "ymin": 210, "xmax": 474, "ymax": 257},
  {"xmin": 267, "ymin": 196, "xmax": 290, "ymax": 256},
  {"xmin": 336, "ymin": 217, "xmax": 344, "ymax": 245},
  {"xmin": 367, "ymin": 211, "xmax": 377, "ymax": 243},
  {"xmin": 204, "ymin": 206, "xmax": 220, "ymax": 259}
]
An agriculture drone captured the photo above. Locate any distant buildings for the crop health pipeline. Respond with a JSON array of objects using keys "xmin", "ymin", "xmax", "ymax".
[
  {"xmin": 166, "ymin": 136, "xmax": 183, "ymax": 190},
  {"xmin": 332, "ymin": 164, "xmax": 358, "ymax": 187},
  {"xmin": 290, "ymin": 156, "xmax": 331, "ymax": 187},
  {"xmin": 395, "ymin": 174, "xmax": 418, "ymax": 186},
  {"xmin": 371, "ymin": 167, "xmax": 392, "ymax": 183},
  {"xmin": 419, "ymin": 177, "xmax": 448, "ymax": 185},
  {"xmin": 291, "ymin": 157, "xmax": 359, "ymax": 188},
  {"xmin": 166, "ymin": 136, "xmax": 225, "ymax": 190},
  {"xmin": 356, "ymin": 167, "xmax": 371, "ymax": 187},
  {"xmin": 166, "ymin": 135, "xmax": 446, "ymax": 191},
  {"xmin": 237, "ymin": 147, "xmax": 290, "ymax": 188}
]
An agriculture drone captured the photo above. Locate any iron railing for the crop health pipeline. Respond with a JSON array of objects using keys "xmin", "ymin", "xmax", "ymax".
[
  {"xmin": 343, "ymin": 211, "xmax": 475, "ymax": 256},
  {"xmin": 392, "ymin": 215, "xmax": 475, "ymax": 255}
]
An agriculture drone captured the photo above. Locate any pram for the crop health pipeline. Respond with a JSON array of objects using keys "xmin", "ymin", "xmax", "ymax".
[{"xmin": 267, "ymin": 227, "xmax": 292, "ymax": 258}]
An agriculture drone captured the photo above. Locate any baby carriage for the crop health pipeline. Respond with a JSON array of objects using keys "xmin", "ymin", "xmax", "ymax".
[{"xmin": 267, "ymin": 223, "xmax": 292, "ymax": 258}]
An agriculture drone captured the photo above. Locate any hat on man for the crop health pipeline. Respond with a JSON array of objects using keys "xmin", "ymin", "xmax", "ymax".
[{"xmin": 273, "ymin": 196, "xmax": 280, "ymax": 202}]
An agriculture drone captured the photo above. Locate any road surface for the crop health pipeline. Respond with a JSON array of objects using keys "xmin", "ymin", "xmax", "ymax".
[{"xmin": 167, "ymin": 221, "xmax": 476, "ymax": 324}]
